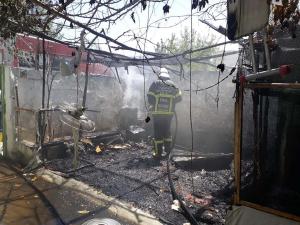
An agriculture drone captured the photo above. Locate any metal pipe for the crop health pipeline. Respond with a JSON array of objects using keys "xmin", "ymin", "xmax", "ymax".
[
  {"xmin": 245, "ymin": 82, "xmax": 300, "ymax": 89},
  {"xmin": 82, "ymin": 51, "xmax": 89, "ymax": 108},
  {"xmin": 41, "ymin": 37, "xmax": 46, "ymax": 161},
  {"xmin": 244, "ymin": 68, "xmax": 280, "ymax": 81},
  {"xmin": 199, "ymin": 19, "xmax": 227, "ymax": 36},
  {"xmin": 249, "ymin": 34, "xmax": 257, "ymax": 74},
  {"xmin": 263, "ymin": 31, "xmax": 271, "ymax": 70},
  {"xmin": 42, "ymin": 38, "xmax": 46, "ymax": 109},
  {"xmin": 15, "ymin": 85, "xmax": 20, "ymax": 145},
  {"xmin": 101, "ymin": 29, "xmax": 121, "ymax": 83}
]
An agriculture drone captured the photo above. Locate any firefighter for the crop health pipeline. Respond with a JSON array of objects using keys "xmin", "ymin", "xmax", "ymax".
[{"xmin": 147, "ymin": 68, "xmax": 182, "ymax": 159}]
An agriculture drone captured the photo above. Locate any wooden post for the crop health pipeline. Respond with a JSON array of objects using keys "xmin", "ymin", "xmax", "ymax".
[
  {"xmin": 261, "ymin": 96, "xmax": 269, "ymax": 182},
  {"xmin": 82, "ymin": 51, "xmax": 90, "ymax": 108},
  {"xmin": 234, "ymin": 83, "xmax": 243, "ymax": 204},
  {"xmin": 252, "ymin": 90, "xmax": 260, "ymax": 185}
]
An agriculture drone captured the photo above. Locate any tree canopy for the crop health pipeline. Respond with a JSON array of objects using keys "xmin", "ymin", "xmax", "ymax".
[{"xmin": 155, "ymin": 27, "xmax": 219, "ymax": 71}]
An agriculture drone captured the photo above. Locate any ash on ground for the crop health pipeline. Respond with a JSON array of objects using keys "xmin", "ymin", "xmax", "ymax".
[{"xmin": 46, "ymin": 141, "xmax": 234, "ymax": 225}]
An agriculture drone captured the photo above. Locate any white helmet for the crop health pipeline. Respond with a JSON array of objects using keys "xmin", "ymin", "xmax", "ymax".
[{"xmin": 158, "ymin": 67, "xmax": 170, "ymax": 80}]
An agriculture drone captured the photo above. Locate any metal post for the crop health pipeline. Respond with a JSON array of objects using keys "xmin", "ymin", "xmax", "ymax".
[
  {"xmin": 42, "ymin": 38, "xmax": 46, "ymax": 109},
  {"xmin": 41, "ymin": 38, "xmax": 46, "ymax": 161},
  {"xmin": 249, "ymin": 34, "xmax": 257, "ymax": 74},
  {"xmin": 263, "ymin": 30, "xmax": 271, "ymax": 71},
  {"xmin": 101, "ymin": 29, "xmax": 121, "ymax": 83},
  {"xmin": 15, "ymin": 85, "xmax": 20, "ymax": 146},
  {"xmin": 82, "ymin": 51, "xmax": 90, "ymax": 108}
]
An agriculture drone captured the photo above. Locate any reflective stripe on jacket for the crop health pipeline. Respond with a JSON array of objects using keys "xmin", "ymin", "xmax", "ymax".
[{"xmin": 147, "ymin": 80, "xmax": 182, "ymax": 115}]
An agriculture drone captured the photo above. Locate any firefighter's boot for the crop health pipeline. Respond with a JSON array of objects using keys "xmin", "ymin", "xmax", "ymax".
[
  {"xmin": 152, "ymin": 139, "xmax": 163, "ymax": 159},
  {"xmin": 164, "ymin": 137, "xmax": 173, "ymax": 156}
]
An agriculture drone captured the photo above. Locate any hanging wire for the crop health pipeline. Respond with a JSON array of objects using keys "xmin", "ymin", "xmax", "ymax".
[
  {"xmin": 216, "ymin": 22, "xmax": 227, "ymax": 109},
  {"xmin": 142, "ymin": 3, "xmax": 152, "ymax": 113},
  {"xmin": 216, "ymin": 70, "xmax": 221, "ymax": 108},
  {"xmin": 189, "ymin": 0, "xmax": 195, "ymax": 194}
]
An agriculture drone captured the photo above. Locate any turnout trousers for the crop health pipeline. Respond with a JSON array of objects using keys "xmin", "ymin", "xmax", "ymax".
[{"xmin": 152, "ymin": 115, "xmax": 173, "ymax": 158}]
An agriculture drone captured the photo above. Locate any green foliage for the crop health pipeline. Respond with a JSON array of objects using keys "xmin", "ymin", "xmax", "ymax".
[{"xmin": 155, "ymin": 27, "xmax": 219, "ymax": 71}]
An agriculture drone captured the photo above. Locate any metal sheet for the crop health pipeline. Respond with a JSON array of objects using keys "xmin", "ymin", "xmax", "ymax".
[
  {"xmin": 226, "ymin": 206, "xmax": 300, "ymax": 225},
  {"xmin": 227, "ymin": 0, "xmax": 270, "ymax": 40}
]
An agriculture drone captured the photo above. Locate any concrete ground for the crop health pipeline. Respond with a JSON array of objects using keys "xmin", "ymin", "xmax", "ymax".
[
  {"xmin": 0, "ymin": 161, "xmax": 162, "ymax": 225},
  {"xmin": 0, "ymin": 162, "xmax": 57, "ymax": 225}
]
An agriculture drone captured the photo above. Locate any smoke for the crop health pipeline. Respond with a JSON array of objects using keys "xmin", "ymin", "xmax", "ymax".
[
  {"xmin": 100, "ymin": 53, "xmax": 238, "ymax": 154},
  {"xmin": 116, "ymin": 61, "xmax": 237, "ymax": 153},
  {"xmin": 171, "ymin": 54, "xmax": 238, "ymax": 153},
  {"xmin": 119, "ymin": 66, "xmax": 154, "ymax": 118}
]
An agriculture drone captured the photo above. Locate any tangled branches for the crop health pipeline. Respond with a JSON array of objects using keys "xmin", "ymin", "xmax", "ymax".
[{"xmin": 0, "ymin": 0, "xmax": 64, "ymax": 39}]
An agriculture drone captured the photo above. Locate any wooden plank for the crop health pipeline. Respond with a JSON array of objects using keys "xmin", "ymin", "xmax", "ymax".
[
  {"xmin": 240, "ymin": 200, "xmax": 300, "ymax": 223},
  {"xmin": 234, "ymin": 85, "xmax": 243, "ymax": 204},
  {"xmin": 16, "ymin": 107, "xmax": 36, "ymax": 113},
  {"xmin": 245, "ymin": 83, "xmax": 300, "ymax": 89}
]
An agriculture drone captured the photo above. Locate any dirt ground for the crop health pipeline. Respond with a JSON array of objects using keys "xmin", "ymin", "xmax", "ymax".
[{"xmin": 46, "ymin": 142, "xmax": 234, "ymax": 225}]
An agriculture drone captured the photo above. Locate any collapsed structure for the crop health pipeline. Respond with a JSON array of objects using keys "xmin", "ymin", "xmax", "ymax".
[
  {"xmin": 0, "ymin": 0, "xmax": 299, "ymax": 225},
  {"xmin": 0, "ymin": 35, "xmax": 124, "ymax": 163}
]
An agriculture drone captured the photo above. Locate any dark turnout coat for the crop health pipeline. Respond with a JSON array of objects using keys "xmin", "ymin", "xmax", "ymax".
[{"xmin": 147, "ymin": 79, "xmax": 182, "ymax": 116}]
